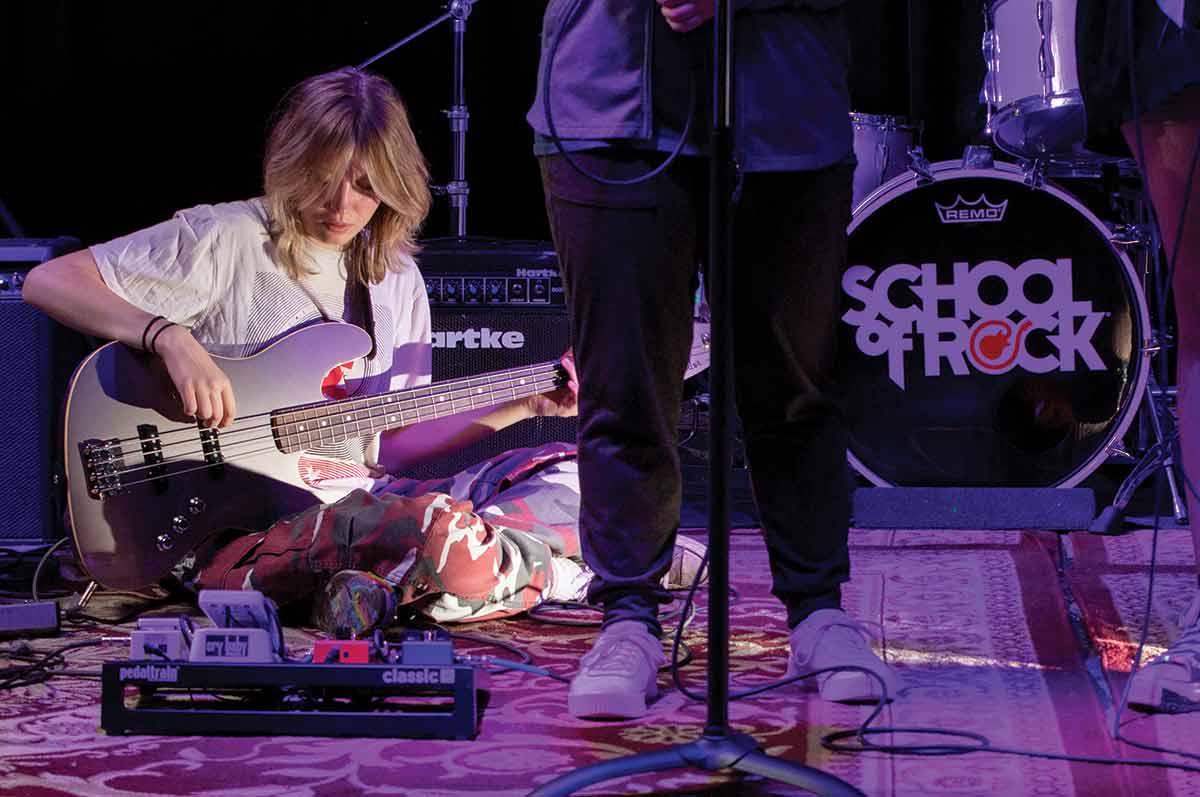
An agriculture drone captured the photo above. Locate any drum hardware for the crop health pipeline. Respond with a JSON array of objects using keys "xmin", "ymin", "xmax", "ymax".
[
  {"xmin": 906, "ymin": 145, "xmax": 935, "ymax": 184},
  {"xmin": 1090, "ymin": 374, "xmax": 1189, "ymax": 532},
  {"xmin": 1104, "ymin": 440, "xmax": 1135, "ymax": 465},
  {"xmin": 961, "ymin": 145, "xmax": 995, "ymax": 171},
  {"xmin": 1021, "ymin": 157, "xmax": 1049, "ymax": 188},
  {"xmin": 1108, "ymin": 223, "xmax": 1153, "ymax": 249}
]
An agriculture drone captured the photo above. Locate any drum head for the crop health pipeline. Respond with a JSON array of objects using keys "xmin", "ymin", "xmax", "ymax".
[{"xmin": 838, "ymin": 162, "xmax": 1149, "ymax": 487}]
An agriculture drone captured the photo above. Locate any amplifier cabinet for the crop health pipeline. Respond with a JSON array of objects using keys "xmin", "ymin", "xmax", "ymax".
[
  {"xmin": 0, "ymin": 237, "xmax": 86, "ymax": 544},
  {"xmin": 407, "ymin": 238, "xmax": 575, "ymax": 480}
]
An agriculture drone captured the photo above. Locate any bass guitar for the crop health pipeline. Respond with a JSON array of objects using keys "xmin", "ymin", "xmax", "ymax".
[{"xmin": 64, "ymin": 321, "xmax": 710, "ymax": 589}]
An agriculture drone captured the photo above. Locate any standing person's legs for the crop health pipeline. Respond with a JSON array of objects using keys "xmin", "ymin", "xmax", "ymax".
[
  {"xmin": 539, "ymin": 152, "xmax": 702, "ymax": 635},
  {"xmin": 1122, "ymin": 89, "xmax": 1200, "ymax": 564},
  {"xmin": 539, "ymin": 151, "xmax": 702, "ymax": 718},
  {"xmin": 732, "ymin": 163, "xmax": 896, "ymax": 703},
  {"xmin": 731, "ymin": 164, "xmax": 854, "ymax": 626},
  {"xmin": 1122, "ymin": 85, "xmax": 1200, "ymax": 711}
]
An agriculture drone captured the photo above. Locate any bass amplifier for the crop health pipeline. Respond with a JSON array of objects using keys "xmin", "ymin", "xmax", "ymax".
[
  {"xmin": 0, "ymin": 237, "xmax": 87, "ymax": 544},
  {"xmin": 407, "ymin": 238, "xmax": 575, "ymax": 480}
]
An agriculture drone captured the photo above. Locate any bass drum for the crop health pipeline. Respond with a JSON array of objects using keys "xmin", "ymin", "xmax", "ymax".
[{"xmin": 837, "ymin": 161, "xmax": 1150, "ymax": 487}]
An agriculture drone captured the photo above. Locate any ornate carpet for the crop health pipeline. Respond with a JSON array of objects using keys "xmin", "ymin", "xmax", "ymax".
[{"xmin": 3, "ymin": 526, "xmax": 1200, "ymax": 796}]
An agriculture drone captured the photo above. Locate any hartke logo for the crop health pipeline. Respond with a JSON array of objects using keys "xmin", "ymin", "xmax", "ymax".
[
  {"xmin": 118, "ymin": 664, "xmax": 180, "ymax": 682},
  {"xmin": 516, "ymin": 268, "xmax": 558, "ymax": 278},
  {"xmin": 842, "ymin": 257, "xmax": 1106, "ymax": 389},
  {"xmin": 935, "ymin": 195, "xmax": 1009, "ymax": 224},
  {"xmin": 432, "ymin": 328, "xmax": 526, "ymax": 349}
]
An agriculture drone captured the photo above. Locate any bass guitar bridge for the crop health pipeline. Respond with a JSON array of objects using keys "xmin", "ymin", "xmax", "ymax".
[{"xmin": 80, "ymin": 438, "xmax": 125, "ymax": 499}]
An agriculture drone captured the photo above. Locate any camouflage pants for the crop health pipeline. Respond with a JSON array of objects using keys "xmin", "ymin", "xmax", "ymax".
[{"xmin": 192, "ymin": 443, "xmax": 580, "ymax": 623}]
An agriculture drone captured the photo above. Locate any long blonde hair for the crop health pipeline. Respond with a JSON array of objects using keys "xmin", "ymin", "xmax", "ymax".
[{"xmin": 264, "ymin": 68, "xmax": 431, "ymax": 285}]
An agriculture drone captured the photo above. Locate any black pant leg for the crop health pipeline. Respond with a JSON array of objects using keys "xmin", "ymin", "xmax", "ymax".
[
  {"xmin": 539, "ymin": 152, "xmax": 703, "ymax": 633},
  {"xmin": 731, "ymin": 164, "xmax": 855, "ymax": 628}
]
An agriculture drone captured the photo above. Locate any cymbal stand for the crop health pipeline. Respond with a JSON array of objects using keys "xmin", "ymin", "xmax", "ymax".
[
  {"xmin": 358, "ymin": 0, "xmax": 478, "ymax": 237},
  {"xmin": 1091, "ymin": 191, "xmax": 1189, "ymax": 532}
]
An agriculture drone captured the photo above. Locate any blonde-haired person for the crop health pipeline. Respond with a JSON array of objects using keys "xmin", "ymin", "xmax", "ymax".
[
  {"xmin": 25, "ymin": 68, "xmax": 701, "ymax": 636},
  {"xmin": 263, "ymin": 68, "xmax": 430, "ymax": 285}
]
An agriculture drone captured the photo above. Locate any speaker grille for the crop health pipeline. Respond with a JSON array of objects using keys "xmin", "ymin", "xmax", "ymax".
[
  {"xmin": 0, "ymin": 238, "xmax": 85, "ymax": 544},
  {"xmin": 0, "ymin": 295, "xmax": 57, "ymax": 542}
]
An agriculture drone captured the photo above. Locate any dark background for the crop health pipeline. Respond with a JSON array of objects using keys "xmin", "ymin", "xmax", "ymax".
[{"xmin": 1, "ymin": 1, "xmax": 997, "ymax": 247}]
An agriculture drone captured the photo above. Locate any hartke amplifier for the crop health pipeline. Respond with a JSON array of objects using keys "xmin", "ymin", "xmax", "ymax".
[
  {"xmin": 406, "ymin": 238, "xmax": 575, "ymax": 480},
  {"xmin": 0, "ymin": 237, "xmax": 88, "ymax": 544}
]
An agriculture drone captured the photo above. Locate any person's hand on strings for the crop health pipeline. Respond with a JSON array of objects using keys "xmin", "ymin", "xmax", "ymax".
[
  {"xmin": 154, "ymin": 324, "xmax": 238, "ymax": 428},
  {"xmin": 526, "ymin": 348, "xmax": 579, "ymax": 419}
]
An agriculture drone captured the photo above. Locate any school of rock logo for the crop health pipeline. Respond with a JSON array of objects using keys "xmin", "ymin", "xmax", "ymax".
[{"xmin": 842, "ymin": 257, "xmax": 1107, "ymax": 389}]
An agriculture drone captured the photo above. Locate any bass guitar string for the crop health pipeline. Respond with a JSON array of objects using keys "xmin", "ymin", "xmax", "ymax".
[
  {"xmin": 97, "ymin": 372, "xmax": 563, "ymax": 492},
  {"xmin": 92, "ymin": 360, "xmax": 563, "ymax": 458}
]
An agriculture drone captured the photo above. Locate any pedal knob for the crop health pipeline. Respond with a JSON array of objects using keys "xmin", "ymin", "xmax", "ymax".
[
  {"xmin": 156, "ymin": 534, "xmax": 174, "ymax": 551},
  {"xmin": 188, "ymin": 497, "xmax": 206, "ymax": 515},
  {"xmin": 172, "ymin": 515, "xmax": 189, "ymax": 534}
]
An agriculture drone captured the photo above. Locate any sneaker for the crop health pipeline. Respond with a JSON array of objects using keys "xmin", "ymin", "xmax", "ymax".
[
  {"xmin": 786, "ymin": 608, "xmax": 897, "ymax": 703},
  {"xmin": 568, "ymin": 620, "xmax": 665, "ymax": 719},
  {"xmin": 664, "ymin": 533, "xmax": 708, "ymax": 590},
  {"xmin": 544, "ymin": 534, "xmax": 708, "ymax": 604},
  {"xmin": 547, "ymin": 557, "xmax": 593, "ymax": 603},
  {"xmin": 311, "ymin": 569, "xmax": 398, "ymax": 639},
  {"xmin": 1128, "ymin": 593, "xmax": 1200, "ymax": 713}
]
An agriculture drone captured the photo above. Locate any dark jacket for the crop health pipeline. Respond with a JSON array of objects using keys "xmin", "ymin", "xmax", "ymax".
[{"xmin": 527, "ymin": 0, "xmax": 854, "ymax": 172}]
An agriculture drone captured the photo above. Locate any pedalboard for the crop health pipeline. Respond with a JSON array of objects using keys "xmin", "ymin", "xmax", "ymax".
[{"xmin": 102, "ymin": 629, "xmax": 479, "ymax": 739}]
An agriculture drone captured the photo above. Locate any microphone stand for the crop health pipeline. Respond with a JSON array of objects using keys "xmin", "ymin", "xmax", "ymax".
[
  {"xmin": 358, "ymin": 0, "xmax": 475, "ymax": 237},
  {"xmin": 529, "ymin": 5, "xmax": 862, "ymax": 795}
]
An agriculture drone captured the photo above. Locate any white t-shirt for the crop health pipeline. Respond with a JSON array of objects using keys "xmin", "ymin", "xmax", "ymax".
[{"xmin": 89, "ymin": 198, "xmax": 432, "ymax": 499}]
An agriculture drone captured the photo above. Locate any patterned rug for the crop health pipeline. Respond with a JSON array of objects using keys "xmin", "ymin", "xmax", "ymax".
[{"xmin": 3, "ymin": 526, "xmax": 1200, "ymax": 796}]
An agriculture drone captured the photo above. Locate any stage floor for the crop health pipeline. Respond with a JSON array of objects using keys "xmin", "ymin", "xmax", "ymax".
[{"xmin": 3, "ymin": 524, "xmax": 1200, "ymax": 796}]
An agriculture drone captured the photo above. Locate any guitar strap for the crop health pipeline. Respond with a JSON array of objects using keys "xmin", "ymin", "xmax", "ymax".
[{"xmin": 293, "ymin": 261, "xmax": 378, "ymax": 361}]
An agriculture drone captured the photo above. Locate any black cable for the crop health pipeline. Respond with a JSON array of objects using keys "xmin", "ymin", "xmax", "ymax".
[
  {"xmin": 30, "ymin": 537, "xmax": 70, "ymax": 601},
  {"xmin": 0, "ymin": 544, "xmax": 52, "ymax": 577},
  {"xmin": 64, "ymin": 594, "xmax": 178, "ymax": 627},
  {"xmin": 0, "ymin": 639, "xmax": 105, "ymax": 690},
  {"xmin": 540, "ymin": 0, "xmax": 697, "ymax": 187},
  {"xmin": 450, "ymin": 631, "xmax": 533, "ymax": 666}
]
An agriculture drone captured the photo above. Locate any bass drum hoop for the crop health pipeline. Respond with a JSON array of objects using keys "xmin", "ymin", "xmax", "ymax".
[{"xmin": 845, "ymin": 160, "xmax": 1151, "ymax": 489}]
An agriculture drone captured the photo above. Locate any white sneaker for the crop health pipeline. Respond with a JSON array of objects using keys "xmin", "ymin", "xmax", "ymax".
[
  {"xmin": 544, "ymin": 534, "xmax": 708, "ymax": 604},
  {"xmin": 547, "ymin": 557, "xmax": 593, "ymax": 603},
  {"xmin": 1128, "ymin": 592, "xmax": 1200, "ymax": 713},
  {"xmin": 664, "ymin": 533, "xmax": 708, "ymax": 590},
  {"xmin": 568, "ymin": 620, "xmax": 665, "ymax": 719},
  {"xmin": 787, "ymin": 608, "xmax": 897, "ymax": 703}
]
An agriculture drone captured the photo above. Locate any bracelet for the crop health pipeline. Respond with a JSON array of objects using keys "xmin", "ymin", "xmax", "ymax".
[
  {"xmin": 140, "ymin": 315, "xmax": 166, "ymax": 352},
  {"xmin": 148, "ymin": 322, "xmax": 178, "ymax": 355}
]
